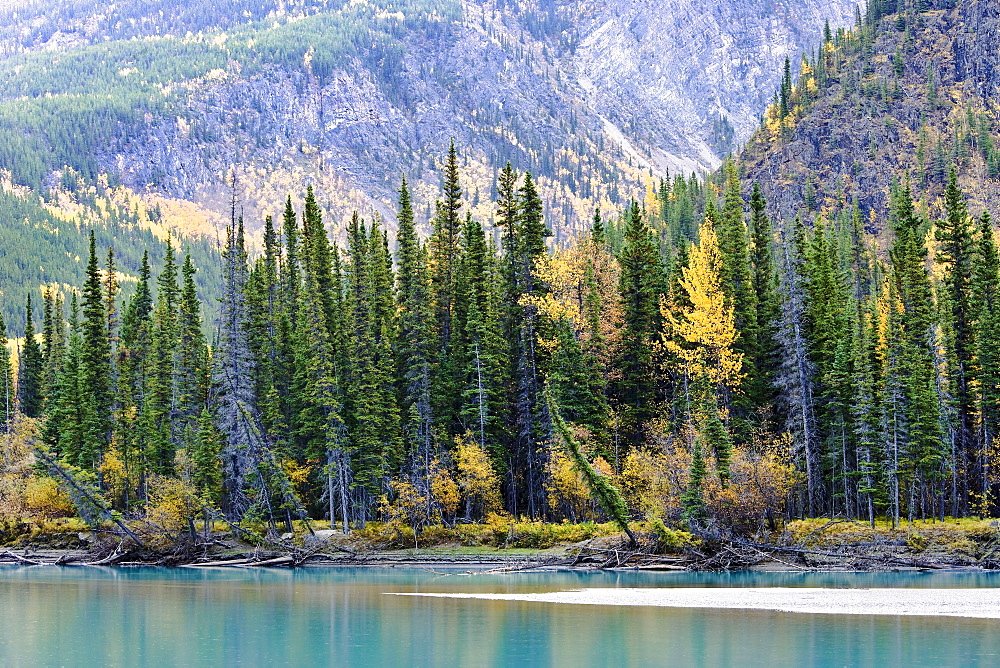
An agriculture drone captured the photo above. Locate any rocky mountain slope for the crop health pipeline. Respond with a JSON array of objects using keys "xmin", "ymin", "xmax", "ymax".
[
  {"xmin": 0, "ymin": 0, "xmax": 859, "ymax": 240},
  {"xmin": 740, "ymin": 0, "xmax": 1000, "ymax": 225}
]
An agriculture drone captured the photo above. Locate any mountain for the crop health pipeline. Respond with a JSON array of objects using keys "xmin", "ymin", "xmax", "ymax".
[
  {"xmin": 740, "ymin": 0, "xmax": 1000, "ymax": 225},
  {"xmin": 0, "ymin": 0, "xmax": 859, "ymax": 242}
]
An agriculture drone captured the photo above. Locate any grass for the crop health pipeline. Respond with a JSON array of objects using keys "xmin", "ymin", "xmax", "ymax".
[{"xmin": 785, "ymin": 517, "xmax": 1000, "ymax": 557}]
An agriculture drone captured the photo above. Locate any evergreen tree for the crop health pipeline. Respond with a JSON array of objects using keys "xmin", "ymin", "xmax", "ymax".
[
  {"xmin": 117, "ymin": 252, "xmax": 154, "ymax": 487},
  {"xmin": 748, "ymin": 182, "xmax": 781, "ymax": 409},
  {"xmin": 175, "ymin": 255, "xmax": 210, "ymax": 443},
  {"xmin": 44, "ymin": 294, "xmax": 85, "ymax": 462},
  {"xmin": 513, "ymin": 170, "xmax": 550, "ymax": 518},
  {"xmin": 430, "ymin": 140, "xmax": 463, "ymax": 350},
  {"xmin": 0, "ymin": 309, "xmax": 12, "ymax": 433},
  {"xmin": 972, "ymin": 211, "xmax": 1000, "ymax": 512},
  {"xmin": 18, "ymin": 293, "xmax": 44, "ymax": 418},
  {"xmin": 888, "ymin": 180, "xmax": 944, "ymax": 519},
  {"xmin": 79, "ymin": 231, "xmax": 113, "ymax": 466},
  {"xmin": 40, "ymin": 287, "xmax": 65, "ymax": 402},
  {"xmin": 616, "ymin": 201, "xmax": 663, "ymax": 449},
  {"xmin": 717, "ymin": 161, "xmax": 757, "ymax": 425},
  {"xmin": 394, "ymin": 178, "xmax": 435, "ymax": 464},
  {"xmin": 213, "ymin": 219, "xmax": 277, "ymax": 525},
  {"xmin": 936, "ymin": 167, "xmax": 977, "ymax": 500}
]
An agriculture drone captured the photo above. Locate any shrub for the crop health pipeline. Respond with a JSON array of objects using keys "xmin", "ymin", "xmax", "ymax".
[
  {"xmin": 139, "ymin": 475, "xmax": 204, "ymax": 550},
  {"xmin": 24, "ymin": 477, "xmax": 75, "ymax": 519}
]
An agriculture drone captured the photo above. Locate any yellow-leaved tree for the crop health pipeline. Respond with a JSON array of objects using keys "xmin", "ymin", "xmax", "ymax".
[
  {"xmin": 663, "ymin": 212, "xmax": 743, "ymax": 497},
  {"xmin": 454, "ymin": 435, "xmax": 501, "ymax": 521},
  {"xmin": 663, "ymin": 213, "xmax": 744, "ymax": 397}
]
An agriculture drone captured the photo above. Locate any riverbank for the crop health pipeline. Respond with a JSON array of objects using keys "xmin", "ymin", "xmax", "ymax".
[{"xmin": 2, "ymin": 516, "xmax": 999, "ymax": 572}]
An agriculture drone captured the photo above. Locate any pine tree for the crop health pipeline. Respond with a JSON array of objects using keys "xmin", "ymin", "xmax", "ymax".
[
  {"xmin": 0, "ymin": 309, "xmax": 12, "ymax": 433},
  {"xmin": 889, "ymin": 180, "xmax": 944, "ymax": 519},
  {"xmin": 213, "ymin": 219, "xmax": 276, "ymax": 524},
  {"xmin": 972, "ymin": 211, "xmax": 1000, "ymax": 513},
  {"xmin": 175, "ymin": 256, "xmax": 210, "ymax": 443},
  {"xmin": 394, "ymin": 178, "xmax": 435, "ymax": 464},
  {"xmin": 717, "ymin": 161, "xmax": 756, "ymax": 427},
  {"xmin": 79, "ymin": 231, "xmax": 113, "ymax": 467},
  {"xmin": 748, "ymin": 182, "xmax": 781, "ymax": 409},
  {"xmin": 936, "ymin": 167, "xmax": 977, "ymax": 501},
  {"xmin": 616, "ymin": 201, "xmax": 663, "ymax": 449},
  {"xmin": 44, "ymin": 294, "xmax": 86, "ymax": 463},
  {"xmin": 18, "ymin": 293, "xmax": 44, "ymax": 418}
]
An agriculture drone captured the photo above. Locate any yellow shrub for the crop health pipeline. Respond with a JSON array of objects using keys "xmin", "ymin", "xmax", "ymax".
[
  {"xmin": 429, "ymin": 459, "xmax": 460, "ymax": 520},
  {"xmin": 280, "ymin": 458, "xmax": 315, "ymax": 498},
  {"xmin": 140, "ymin": 475, "xmax": 204, "ymax": 549},
  {"xmin": 24, "ymin": 477, "xmax": 75, "ymax": 519},
  {"xmin": 545, "ymin": 449, "xmax": 596, "ymax": 522},
  {"xmin": 99, "ymin": 447, "xmax": 136, "ymax": 506},
  {"xmin": 620, "ymin": 446, "xmax": 688, "ymax": 520},
  {"xmin": 704, "ymin": 433, "xmax": 799, "ymax": 534},
  {"xmin": 454, "ymin": 435, "xmax": 502, "ymax": 518}
]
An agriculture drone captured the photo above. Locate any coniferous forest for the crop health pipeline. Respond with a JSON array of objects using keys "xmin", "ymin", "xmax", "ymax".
[{"xmin": 4, "ymin": 136, "xmax": 1000, "ymax": 544}]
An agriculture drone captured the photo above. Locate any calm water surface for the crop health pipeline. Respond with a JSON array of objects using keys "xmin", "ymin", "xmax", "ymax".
[{"xmin": 0, "ymin": 565, "xmax": 998, "ymax": 667}]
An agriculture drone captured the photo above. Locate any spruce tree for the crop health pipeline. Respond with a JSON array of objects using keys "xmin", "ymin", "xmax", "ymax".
[
  {"xmin": 972, "ymin": 211, "xmax": 1000, "ymax": 513},
  {"xmin": 175, "ymin": 256, "xmax": 210, "ymax": 443},
  {"xmin": 717, "ymin": 161, "xmax": 757, "ymax": 426},
  {"xmin": 889, "ymin": 180, "xmax": 944, "ymax": 518},
  {"xmin": 213, "ymin": 219, "xmax": 275, "ymax": 524},
  {"xmin": 394, "ymin": 178, "xmax": 435, "ymax": 462},
  {"xmin": 616, "ymin": 200, "xmax": 663, "ymax": 449},
  {"xmin": 514, "ymin": 170, "xmax": 550, "ymax": 518},
  {"xmin": 79, "ymin": 231, "xmax": 113, "ymax": 466},
  {"xmin": 748, "ymin": 183, "xmax": 781, "ymax": 409},
  {"xmin": 44, "ymin": 294, "xmax": 85, "ymax": 463},
  {"xmin": 0, "ymin": 309, "xmax": 12, "ymax": 433},
  {"xmin": 936, "ymin": 167, "xmax": 977, "ymax": 500},
  {"xmin": 117, "ymin": 252, "xmax": 154, "ymax": 486},
  {"xmin": 18, "ymin": 294, "xmax": 44, "ymax": 418},
  {"xmin": 430, "ymin": 140, "xmax": 463, "ymax": 350},
  {"xmin": 40, "ymin": 288, "xmax": 65, "ymax": 403}
]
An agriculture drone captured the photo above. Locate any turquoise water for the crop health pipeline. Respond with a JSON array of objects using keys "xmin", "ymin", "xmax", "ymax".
[{"xmin": 0, "ymin": 565, "xmax": 998, "ymax": 666}]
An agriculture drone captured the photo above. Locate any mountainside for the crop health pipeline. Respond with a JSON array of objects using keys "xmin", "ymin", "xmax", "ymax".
[
  {"xmin": 0, "ymin": 0, "xmax": 859, "ymax": 241},
  {"xmin": 741, "ymin": 0, "xmax": 1000, "ymax": 226}
]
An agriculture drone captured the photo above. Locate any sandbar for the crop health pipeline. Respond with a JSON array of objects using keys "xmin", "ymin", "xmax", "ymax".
[{"xmin": 389, "ymin": 587, "xmax": 1000, "ymax": 618}]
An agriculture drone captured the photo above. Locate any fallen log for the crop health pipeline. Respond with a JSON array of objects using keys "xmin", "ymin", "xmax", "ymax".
[
  {"xmin": 0, "ymin": 550, "xmax": 46, "ymax": 565},
  {"xmin": 236, "ymin": 556, "xmax": 295, "ymax": 568},
  {"xmin": 180, "ymin": 557, "xmax": 253, "ymax": 568}
]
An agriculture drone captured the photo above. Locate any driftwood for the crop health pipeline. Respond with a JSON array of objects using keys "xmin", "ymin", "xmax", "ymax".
[
  {"xmin": 0, "ymin": 550, "xmax": 46, "ymax": 565},
  {"xmin": 235, "ymin": 556, "xmax": 295, "ymax": 568}
]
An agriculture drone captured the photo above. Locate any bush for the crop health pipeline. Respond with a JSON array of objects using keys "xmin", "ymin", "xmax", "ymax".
[
  {"xmin": 138, "ymin": 475, "xmax": 204, "ymax": 550},
  {"xmin": 24, "ymin": 477, "xmax": 75, "ymax": 519}
]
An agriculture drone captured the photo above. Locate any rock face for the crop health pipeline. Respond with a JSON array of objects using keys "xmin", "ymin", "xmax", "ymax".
[
  {"xmin": 0, "ymin": 0, "xmax": 859, "ymax": 234},
  {"xmin": 741, "ymin": 0, "xmax": 1000, "ymax": 225},
  {"xmin": 567, "ymin": 0, "xmax": 861, "ymax": 173}
]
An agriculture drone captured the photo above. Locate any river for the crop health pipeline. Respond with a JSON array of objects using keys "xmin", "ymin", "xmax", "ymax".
[{"xmin": 0, "ymin": 566, "xmax": 997, "ymax": 666}]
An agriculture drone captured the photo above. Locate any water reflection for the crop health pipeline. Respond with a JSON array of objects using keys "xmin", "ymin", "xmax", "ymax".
[{"xmin": 0, "ymin": 566, "xmax": 998, "ymax": 666}]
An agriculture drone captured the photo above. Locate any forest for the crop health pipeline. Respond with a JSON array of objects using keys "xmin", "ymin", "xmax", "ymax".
[{"xmin": 2, "ymin": 134, "xmax": 999, "ymax": 546}]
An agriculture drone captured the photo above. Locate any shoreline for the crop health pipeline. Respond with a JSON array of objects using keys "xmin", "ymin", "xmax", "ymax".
[{"xmin": 1, "ymin": 546, "xmax": 997, "ymax": 573}]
